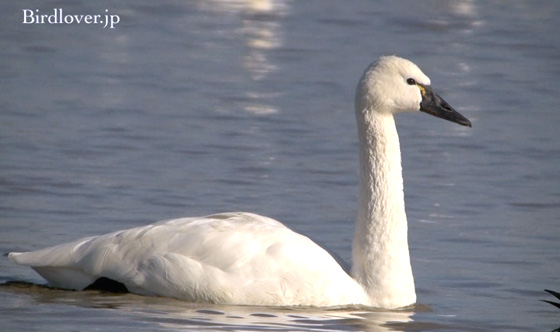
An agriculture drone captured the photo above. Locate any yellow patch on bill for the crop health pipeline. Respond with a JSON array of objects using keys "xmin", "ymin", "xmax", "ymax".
[{"xmin": 417, "ymin": 84, "xmax": 426, "ymax": 96}]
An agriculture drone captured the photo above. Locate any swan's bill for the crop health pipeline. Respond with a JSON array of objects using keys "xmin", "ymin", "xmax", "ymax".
[{"xmin": 419, "ymin": 85, "xmax": 472, "ymax": 127}]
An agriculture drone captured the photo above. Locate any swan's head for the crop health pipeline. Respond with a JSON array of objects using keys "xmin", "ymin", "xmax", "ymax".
[{"xmin": 356, "ymin": 55, "xmax": 471, "ymax": 127}]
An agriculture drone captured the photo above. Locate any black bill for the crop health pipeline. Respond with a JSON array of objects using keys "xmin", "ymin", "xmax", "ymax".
[{"xmin": 419, "ymin": 85, "xmax": 472, "ymax": 127}]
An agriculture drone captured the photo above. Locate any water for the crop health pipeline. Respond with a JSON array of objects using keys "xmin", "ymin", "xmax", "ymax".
[{"xmin": 1, "ymin": 0, "xmax": 559, "ymax": 330}]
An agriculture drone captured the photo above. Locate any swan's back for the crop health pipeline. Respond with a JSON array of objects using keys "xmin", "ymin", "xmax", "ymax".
[{"xmin": 9, "ymin": 212, "xmax": 365, "ymax": 306}]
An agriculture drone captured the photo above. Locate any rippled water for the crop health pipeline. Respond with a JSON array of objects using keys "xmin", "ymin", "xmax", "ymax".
[{"xmin": 1, "ymin": 0, "xmax": 559, "ymax": 331}]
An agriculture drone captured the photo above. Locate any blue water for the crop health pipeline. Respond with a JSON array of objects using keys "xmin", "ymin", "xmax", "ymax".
[{"xmin": 1, "ymin": 0, "xmax": 559, "ymax": 331}]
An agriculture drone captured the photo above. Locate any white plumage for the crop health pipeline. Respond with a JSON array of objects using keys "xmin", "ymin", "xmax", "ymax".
[
  {"xmin": 11, "ymin": 213, "xmax": 365, "ymax": 306},
  {"xmin": 9, "ymin": 56, "xmax": 471, "ymax": 309}
]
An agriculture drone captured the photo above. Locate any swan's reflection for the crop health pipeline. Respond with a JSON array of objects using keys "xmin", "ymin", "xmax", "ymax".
[{"xmin": 1, "ymin": 282, "xmax": 413, "ymax": 331}]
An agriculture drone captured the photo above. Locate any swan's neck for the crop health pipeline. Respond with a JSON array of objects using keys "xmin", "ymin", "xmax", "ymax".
[{"xmin": 352, "ymin": 110, "xmax": 416, "ymax": 308}]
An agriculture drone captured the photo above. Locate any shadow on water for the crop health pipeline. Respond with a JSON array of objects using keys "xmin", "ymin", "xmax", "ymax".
[{"xmin": 0, "ymin": 281, "xmax": 453, "ymax": 332}]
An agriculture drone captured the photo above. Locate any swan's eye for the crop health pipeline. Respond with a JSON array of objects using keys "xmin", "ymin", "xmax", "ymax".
[{"xmin": 406, "ymin": 78, "xmax": 416, "ymax": 85}]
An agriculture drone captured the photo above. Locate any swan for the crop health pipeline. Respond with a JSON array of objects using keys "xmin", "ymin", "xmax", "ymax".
[{"xmin": 8, "ymin": 56, "xmax": 471, "ymax": 309}]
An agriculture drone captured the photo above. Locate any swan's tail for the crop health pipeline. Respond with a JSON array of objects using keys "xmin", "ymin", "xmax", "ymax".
[{"xmin": 8, "ymin": 238, "xmax": 98, "ymax": 290}]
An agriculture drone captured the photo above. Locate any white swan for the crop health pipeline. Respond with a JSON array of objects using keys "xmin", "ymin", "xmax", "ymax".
[{"xmin": 9, "ymin": 56, "xmax": 471, "ymax": 309}]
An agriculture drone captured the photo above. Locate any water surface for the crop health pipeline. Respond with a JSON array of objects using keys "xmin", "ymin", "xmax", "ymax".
[{"xmin": 1, "ymin": 0, "xmax": 559, "ymax": 331}]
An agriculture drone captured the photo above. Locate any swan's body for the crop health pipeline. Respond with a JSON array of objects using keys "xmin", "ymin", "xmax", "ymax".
[
  {"xmin": 10, "ymin": 212, "xmax": 366, "ymax": 306},
  {"xmin": 9, "ymin": 56, "xmax": 471, "ymax": 309}
]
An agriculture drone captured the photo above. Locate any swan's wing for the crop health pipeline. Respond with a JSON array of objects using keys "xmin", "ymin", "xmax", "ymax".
[
  {"xmin": 8, "ymin": 212, "xmax": 279, "ymax": 288},
  {"xmin": 9, "ymin": 212, "xmax": 364, "ymax": 305}
]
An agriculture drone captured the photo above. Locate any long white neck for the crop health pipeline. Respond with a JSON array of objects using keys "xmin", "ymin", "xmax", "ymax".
[{"xmin": 351, "ymin": 108, "xmax": 416, "ymax": 308}]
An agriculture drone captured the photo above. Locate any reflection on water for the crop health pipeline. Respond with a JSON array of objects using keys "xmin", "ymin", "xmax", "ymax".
[
  {"xmin": 239, "ymin": 1, "xmax": 284, "ymax": 80},
  {"xmin": 239, "ymin": 1, "xmax": 284, "ymax": 115},
  {"xmin": 203, "ymin": 0, "xmax": 288, "ymax": 115},
  {"xmin": 240, "ymin": 3, "xmax": 284, "ymax": 115},
  {"xmin": 0, "ymin": 282, "xmax": 415, "ymax": 332}
]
